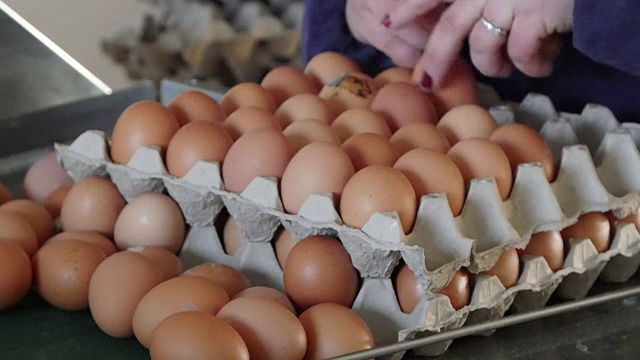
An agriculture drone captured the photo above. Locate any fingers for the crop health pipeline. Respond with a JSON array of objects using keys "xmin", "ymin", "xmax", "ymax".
[
  {"xmin": 421, "ymin": 0, "xmax": 487, "ymax": 90},
  {"xmin": 507, "ymin": 16, "xmax": 554, "ymax": 77},
  {"xmin": 387, "ymin": 0, "xmax": 444, "ymax": 29},
  {"xmin": 372, "ymin": 35, "xmax": 424, "ymax": 68},
  {"xmin": 468, "ymin": 0, "xmax": 514, "ymax": 77}
]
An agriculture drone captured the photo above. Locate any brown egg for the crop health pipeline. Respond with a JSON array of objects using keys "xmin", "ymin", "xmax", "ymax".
[
  {"xmin": 304, "ymin": 51, "xmax": 362, "ymax": 88},
  {"xmin": 132, "ymin": 276, "xmax": 230, "ymax": 348},
  {"xmin": 490, "ymin": 123, "xmax": 556, "ymax": 181},
  {"xmin": 298, "ymin": 303, "xmax": 375, "ymax": 360},
  {"xmin": 60, "ymin": 177, "xmax": 125, "ymax": 237},
  {"xmin": 0, "ymin": 212, "xmax": 39, "ymax": 256},
  {"xmin": 374, "ymin": 67, "xmax": 413, "ymax": 88},
  {"xmin": 110, "ymin": 101, "xmax": 180, "ymax": 164},
  {"xmin": 132, "ymin": 247, "xmax": 183, "ymax": 280},
  {"xmin": 275, "ymin": 94, "xmax": 337, "ymax": 129},
  {"xmin": 395, "ymin": 264, "xmax": 425, "ymax": 314},
  {"xmin": 283, "ymin": 118, "xmax": 342, "ymax": 153},
  {"xmin": 319, "ymin": 73, "xmax": 377, "ymax": 113},
  {"xmin": 165, "ymin": 121, "xmax": 233, "ymax": 178},
  {"xmin": 274, "ymin": 227, "xmax": 296, "ymax": 268},
  {"xmin": 284, "ymin": 235, "xmax": 359, "ymax": 312},
  {"xmin": 438, "ymin": 105, "xmax": 498, "ymax": 145},
  {"xmin": 222, "ymin": 128, "xmax": 293, "ymax": 193},
  {"xmin": 331, "ymin": 108, "xmax": 392, "ymax": 142},
  {"xmin": 261, "ymin": 66, "xmax": 320, "ymax": 106},
  {"xmin": 436, "ymin": 270, "xmax": 471, "ymax": 310},
  {"xmin": 233, "ymin": 287, "xmax": 296, "ymax": 314},
  {"xmin": 607, "ymin": 211, "xmax": 640, "ymax": 234},
  {"xmin": 371, "ymin": 82, "xmax": 438, "ymax": 132},
  {"xmin": 168, "ymin": 90, "xmax": 226, "ymax": 126},
  {"xmin": 183, "ymin": 263, "xmax": 251, "ymax": 299},
  {"xmin": 447, "ymin": 138, "xmax": 513, "ymax": 200},
  {"xmin": 89, "ymin": 251, "xmax": 165, "ymax": 338},
  {"xmin": 221, "ymin": 83, "xmax": 277, "ymax": 115},
  {"xmin": 0, "ymin": 183, "xmax": 13, "ymax": 205},
  {"xmin": 43, "ymin": 184, "xmax": 72, "ymax": 218},
  {"xmin": 150, "ymin": 312, "xmax": 250, "ymax": 360},
  {"xmin": 390, "ymin": 122, "xmax": 451, "ymax": 156},
  {"xmin": 340, "ymin": 166, "xmax": 417, "ymax": 233},
  {"xmin": 114, "ymin": 194, "xmax": 185, "ymax": 253},
  {"xmin": 23, "ymin": 152, "xmax": 73, "ymax": 203},
  {"xmin": 342, "ymin": 133, "xmax": 398, "ymax": 171},
  {"xmin": 481, "ymin": 248, "xmax": 520, "ymax": 289},
  {"xmin": 0, "ymin": 200, "xmax": 55, "ymax": 246},
  {"xmin": 518, "ymin": 231, "xmax": 565, "ymax": 272},
  {"xmin": 223, "ymin": 106, "xmax": 282, "ymax": 141},
  {"xmin": 281, "ymin": 142, "xmax": 355, "ymax": 214},
  {"xmin": 33, "ymin": 240, "xmax": 106, "ymax": 311},
  {"xmin": 561, "ymin": 212, "xmax": 611, "ymax": 253},
  {"xmin": 0, "ymin": 241, "xmax": 32, "ymax": 310},
  {"xmin": 217, "ymin": 297, "xmax": 307, "ymax": 360},
  {"xmin": 47, "ymin": 230, "xmax": 117, "ymax": 257},
  {"xmin": 222, "ymin": 215, "xmax": 244, "ymax": 256},
  {"xmin": 394, "ymin": 149, "xmax": 466, "ymax": 216}
]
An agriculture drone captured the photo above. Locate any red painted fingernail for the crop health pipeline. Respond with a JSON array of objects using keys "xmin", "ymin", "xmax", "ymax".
[
  {"xmin": 420, "ymin": 72, "xmax": 432, "ymax": 92},
  {"xmin": 381, "ymin": 14, "xmax": 391, "ymax": 28}
]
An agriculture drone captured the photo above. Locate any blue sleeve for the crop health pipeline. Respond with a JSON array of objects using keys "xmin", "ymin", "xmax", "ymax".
[
  {"xmin": 301, "ymin": 0, "xmax": 394, "ymax": 76},
  {"xmin": 573, "ymin": 0, "xmax": 640, "ymax": 76}
]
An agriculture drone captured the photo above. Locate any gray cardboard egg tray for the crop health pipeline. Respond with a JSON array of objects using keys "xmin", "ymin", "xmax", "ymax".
[{"xmin": 53, "ymin": 88, "xmax": 640, "ymax": 359}]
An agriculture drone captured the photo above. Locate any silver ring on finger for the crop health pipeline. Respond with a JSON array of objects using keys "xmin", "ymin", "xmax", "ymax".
[{"xmin": 480, "ymin": 17, "xmax": 509, "ymax": 37}]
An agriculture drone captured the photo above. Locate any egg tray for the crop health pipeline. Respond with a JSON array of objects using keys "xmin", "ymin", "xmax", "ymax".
[{"xmin": 54, "ymin": 88, "xmax": 640, "ymax": 359}]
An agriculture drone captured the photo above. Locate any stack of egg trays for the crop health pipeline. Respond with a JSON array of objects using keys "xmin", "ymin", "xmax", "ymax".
[{"xmin": 54, "ymin": 84, "xmax": 640, "ymax": 359}]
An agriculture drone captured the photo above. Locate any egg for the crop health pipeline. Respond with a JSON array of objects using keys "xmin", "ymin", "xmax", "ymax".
[
  {"xmin": 165, "ymin": 121, "xmax": 233, "ymax": 178},
  {"xmin": 261, "ymin": 66, "xmax": 320, "ymax": 106},
  {"xmin": 0, "ymin": 183, "xmax": 13, "ymax": 205},
  {"xmin": 88, "ymin": 251, "xmax": 165, "ymax": 338},
  {"xmin": 389, "ymin": 122, "xmax": 451, "ymax": 156},
  {"xmin": 46, "ymin": 230, "xmax": 117, "ymax": 256},
  {"xmin": 217, "ymin": 297, "xmax": 307, "ymax": 360},
  {"xmin": 560, "ymin": 212, "xmax": 610, "ymax": 253},
  {"xmin": 370, "ymin": 82, "xmax": 438, "ymax": 132},
  {"xmin": 304, "ymin": 51, "xmax": 362, "ymax": 88},
  {"xmin": 0, "ymin": 199, "xmax": 55, "ymax": 246},
  {"xmin": 490, "ymin": 123, "xmax": 556, "ymax": 181},
  {"xmin": 318, "ymin": 73, "xmax": 377, "ymax": 113},
  {"xmin": 607, "ymin": 211, "xmax": 640, "ymax": 234},
  {"xmin": 32, "ymin": 240, "xmax": 106, "ymax": 311},
  {"xmin": 150, "ymin": 312, "xmax": 250, "ymax": 360},
  {"xmin": 132, "ymin": 276, "xmax": 229, "ymax": 348},
  {"xmin": 283, "ymin": 119, "xmax": 342, "ymax": 153},
  {"xmin": 518, "ymin": 231, "xmax": 565, "ymax": 272},
  {"xmin": 331, "ymin": 108, "xmax": 392, "ymax": 142},
  {"xmin": 481, "ymin": 248, "xmax": 520, "ymax": 288},
  {"xmin": 394, "ymin": 148, "xmax": 466, "ymax": 216},
  {"xmin": 130, "ymin": 246, "xmax": 183, "ymax": 280},
  {"xmin": 275, "ymin": 94, "xmax": 337, "ymax": 129},
  {"xmin": 233, "ymin": 287, "xmax": 296, "ymax": 314},
  {"xmin": 183, "ymin": 263, "xmax": 251, "ymax": 298},
  {"xmin": 222, "ymin": 128, "xmax": 293, "ymax": 193},
  {"xmin": 284, "ymin": 235, "xmax": 359, "ymax": 312},
  {"xmin": 23, "ymin": 152, "xmax": 73, "ymax": 203},
  {"xmin": 42, "ymin": 184, "xmax": 72, "ymax": 218},
  {"xmin": 223, "ymin": 106, "xmax": 281, "ymax": 141},
  {"xmin": 298, "ymin": 303, "xmax": 375, "ymax": 360},
  {"xmin": 437, "ymin": 104, "xmax": 498, "ymax": 145},
  {"xmin": 168, "ymin": 90, "xmax": 226, "ymax": 126},
  {"xmin": 0, "ymin": 212, "xmax": 39, "ymax": 256},
  {"xmin": 114, "ymin": 194, "xmax": 185, "ymax": 253},
  {"xmin": 280, "ymin": 142, "xmax": 355, "ymax": 214},
  {"xmin": 221, "ymin": 82, "xmax": 277, "ymax": 115},
  {"xmin": 0, "ymin": 241, "xmax": 32, "ymax": 310},
  {"xmin": 274, "ymin": 227, "xmax": 296, "ymax": 268},
  {"xmin": 436, "ymin": 270, "xmax": 471, "ymax": 310},
  {"xmin": 447, "ymin": 138, "xmax": 513, "ymax": 200},
  {"xmin": 110, "ymin": 101, "xmax": 180, "ymax": 164},
  {"xmin": 342, "ymin": 133, "xmax": 398, "ymax": 171},
  {"xmin": 340, "ymin": 166, "xmax": 417, "ymax": 233},
  {"xmin": 222, "ymin": 215, "xmax": 244, "ymax": 256},
  {"xmin": 60, "ymin": 177, "xmax": 126, "ymax": 237},
  {"xmin": 396, "ymin": 264, "xmax": 470, "ymax": 313},
  {"xmin": 374, "ymin": 67, "xmax": 413, "ymax": 88}
]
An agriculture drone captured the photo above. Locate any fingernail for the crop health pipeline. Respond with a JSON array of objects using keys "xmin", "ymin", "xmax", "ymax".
[
  {"xmin": 381, "ymin": 14, "xmax": 391, "ymax": 28},
  {"xmin": 420, "ymin": 72, "xmax": 432, "ymax": 92}
]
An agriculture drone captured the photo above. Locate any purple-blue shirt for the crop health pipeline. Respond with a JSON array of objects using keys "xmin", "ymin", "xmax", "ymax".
[{"xmin": 302, "ymin": 0, "xmax": 640, "ymax": 123}]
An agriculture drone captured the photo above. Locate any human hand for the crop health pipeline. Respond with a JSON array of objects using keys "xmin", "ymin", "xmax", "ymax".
[
  {"xmin": 387, "ymin": 0, "xmax": 574, "ymax": 91},
  {"xmin": 345, "ymin": 0, "xmax": 449, "ymax": 68}
]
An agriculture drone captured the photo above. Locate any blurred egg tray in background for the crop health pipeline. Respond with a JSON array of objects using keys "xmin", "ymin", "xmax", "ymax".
[
  {"xmin": 53, "ymin": 70, "xmax": 640, "ymax": 358},
  {"xmin": 102, "ymin": 0, "xmax": 305, "ymax": 88}
]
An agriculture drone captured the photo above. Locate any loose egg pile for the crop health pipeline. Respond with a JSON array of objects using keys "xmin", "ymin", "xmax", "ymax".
[{"xmin": 2, "ymin": 51, "xmax": 640, "ymax": 359}]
